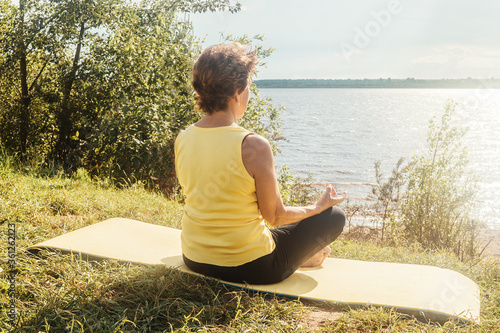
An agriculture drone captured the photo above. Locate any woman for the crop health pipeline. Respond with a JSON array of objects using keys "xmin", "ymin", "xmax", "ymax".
[{"xmin": 175, "ymin": 43, "xmax": 346, "ymax": 285}]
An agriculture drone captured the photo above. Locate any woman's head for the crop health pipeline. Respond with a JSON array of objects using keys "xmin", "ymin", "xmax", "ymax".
[{"xmin": 192, "ymin": 43, "xmax": 258, "ymax": 114}]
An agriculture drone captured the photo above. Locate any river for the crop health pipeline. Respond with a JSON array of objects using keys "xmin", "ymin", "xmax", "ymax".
[{"xmin": 260, "ymin": 88, "xmax": 500, "ymax": 229}]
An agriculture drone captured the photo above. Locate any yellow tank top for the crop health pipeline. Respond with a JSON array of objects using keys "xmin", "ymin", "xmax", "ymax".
[{"xmin": 175, "ymin": 124, "xmax": 275, "ymax": 266}]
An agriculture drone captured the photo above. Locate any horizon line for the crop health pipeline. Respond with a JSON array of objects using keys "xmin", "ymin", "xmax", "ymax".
[{"xmin": 254, "ymin": 78, "xmax": 499, "ymax": 81}]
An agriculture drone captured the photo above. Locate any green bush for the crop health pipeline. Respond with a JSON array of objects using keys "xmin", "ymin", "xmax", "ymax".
[
  {"xmin": 370, "ymin": 102, "xmax": 482, "ymax": 261},
  {"xmin": 401, "ymin": 101, "xmax": 481, "ymax": 260},
  {"xmin": 370, "ymin": 157, "xmax": 405, "ymax": 243}
]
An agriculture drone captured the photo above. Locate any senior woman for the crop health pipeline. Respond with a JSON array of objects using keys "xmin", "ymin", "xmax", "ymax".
[{"xmin": 175, "ymin": 43, "xmax": 346, "ymax": 285}]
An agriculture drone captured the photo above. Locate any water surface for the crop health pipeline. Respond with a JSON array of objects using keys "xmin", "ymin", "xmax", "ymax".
[{"xmin": 260, "ymin": 88, "xmax": 500, "ymax": 228}]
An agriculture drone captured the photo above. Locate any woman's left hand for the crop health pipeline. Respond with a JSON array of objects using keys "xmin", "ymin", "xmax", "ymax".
[{"xmin": 314, "ymin": 184, "xmax": 346, "ymax": 212}]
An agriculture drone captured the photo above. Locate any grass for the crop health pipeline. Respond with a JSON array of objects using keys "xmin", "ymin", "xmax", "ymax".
[{"xmin": 1, "ymin": 157, "xmax": 500, "ymax": 332}]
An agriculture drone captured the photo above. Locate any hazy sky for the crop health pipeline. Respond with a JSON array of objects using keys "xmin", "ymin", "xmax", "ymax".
[{"xmin": 190, "ymin": 0, "xmax": 500, "ymax": 80}]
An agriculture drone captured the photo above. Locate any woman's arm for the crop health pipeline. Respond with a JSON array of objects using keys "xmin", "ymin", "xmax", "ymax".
[{"xmin": 242, "ymin": 134, "xmax": 346, "ymax": 227}]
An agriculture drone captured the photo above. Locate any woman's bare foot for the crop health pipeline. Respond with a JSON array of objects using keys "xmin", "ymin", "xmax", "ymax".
[{"xmin": 300, "ymin": 246, "xmax": 331, "ymax": 268}]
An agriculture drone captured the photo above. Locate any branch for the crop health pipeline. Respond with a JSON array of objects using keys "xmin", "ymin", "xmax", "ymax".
[
  {"xmin": 28, "ymin": 55, "xmax": 51, "ymax": 92},
  {"xmin": 166, "ymin": 0, "xmax": 183, "ymax": 12},
  {"xmin": 24, "ymin": 10, "xmax": 62, "ymax": 50}
]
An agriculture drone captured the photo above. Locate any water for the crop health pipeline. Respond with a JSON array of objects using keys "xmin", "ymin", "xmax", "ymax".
[{"xmin": 259, "ymin": 88, "xmax": 500, "ymax": 229}]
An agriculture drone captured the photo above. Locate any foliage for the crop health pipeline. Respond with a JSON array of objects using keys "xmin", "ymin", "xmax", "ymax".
[
  {"xmin": 0, "ymin": 0, "xmax": 246, "ymax": 195},
  {"xmin": 368, "ymin": 102, "xmax": 482, "ymax": 261},
  {"xmin": 370, "ymin": 157, "xmax": 405, "ymax": 243},
  {"xmin": 75, "ymin": 0, "xmax": 202, "ymax": 195},
  {"xmin": 401, "ymin": 101, "xmax": 481, "ymax": 260},
  {"xmin": 0, "ymin": 0, "xmax": 294, "ymax": 197},
  {"xmin": 277, "ymin": 165, "xmax": 319, "ymax": 206}
]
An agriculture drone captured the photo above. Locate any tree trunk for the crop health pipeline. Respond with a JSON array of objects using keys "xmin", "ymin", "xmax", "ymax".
[
  {"xmin": 18, "ymin": 0, "xmax": 29, "ymax": 159},
  {"xmin": 55, "ymin": 21, "xmax": 85, "ymax": 164}
]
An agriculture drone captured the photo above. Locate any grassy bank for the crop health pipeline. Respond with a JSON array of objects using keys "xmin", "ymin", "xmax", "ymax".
[{"xmin": 1, "ymin": 162, "xmax": 500, "ymax": 332}]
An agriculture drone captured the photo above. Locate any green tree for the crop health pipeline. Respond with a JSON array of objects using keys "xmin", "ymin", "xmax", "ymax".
[
  {"xmin": 0, "ymin": 0, "xmax": 239, "ymax": 156},
  {"xmin": 1, "ymin": 0, "xmax": 117, "ymax": 159},
  {"xmin": 51, "ymin": 0, "xmax": 241, "ymax": 163},
  {"xmin": 1, "ymin": 0, "xmax": 293, "ymax": 198},
  {"xmin": 0, "ymin": 0, "xmax": 19, "ymax": 151},
  {"xmin": 0, "ymin": 0, "xmax": 239, "ymax": 168},
  {"xmin": 77, "ymin": 0, "xmax": 199, "ymax": 192},
  {"xmin": 74, "ymin": 1, "xmax": 244, "ymax": 193}
]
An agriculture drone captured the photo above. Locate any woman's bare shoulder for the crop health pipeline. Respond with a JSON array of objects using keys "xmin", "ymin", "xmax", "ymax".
[
  {"xmin": 242, "ymin": 134, "xmax": 273, "ymax": 158},
  {"xmin": 241, "ymin": 134, "xmax": 274, "ymax": 177},
  {"xmin": 243, "ymin": 133, "xmax": 270, "ymax": 148}
]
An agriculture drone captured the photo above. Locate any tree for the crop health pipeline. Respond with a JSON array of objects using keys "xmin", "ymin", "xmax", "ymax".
[
  {"xmin": 76, "ymin": 0, "xmax": 204, "ymax": 192},
  {"xmin": 0, "ymin": 0, "xmax": 240, "ymax": 165},
  {"xmin": 0, "ymin": 0, "xmax": 19, "ymax": 151},
  {"xmin": 1, "ymin": 0, "xmax": 291, "ymax": 197}
]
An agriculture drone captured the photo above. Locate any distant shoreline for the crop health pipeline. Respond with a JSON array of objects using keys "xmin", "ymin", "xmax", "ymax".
[{"xmin": 255, "ymin": 78, "xmax": 500, "ymax": 89}]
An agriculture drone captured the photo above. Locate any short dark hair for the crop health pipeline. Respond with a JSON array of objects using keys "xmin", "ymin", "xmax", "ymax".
[{"xmin": 192, "ymin": 43, "xmax": 258, "ymax": 114}]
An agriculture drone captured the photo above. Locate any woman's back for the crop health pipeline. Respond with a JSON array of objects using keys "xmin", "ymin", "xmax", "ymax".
[{"xmin": 175, "ymin": 124, "xmax": 274, "ymax": 267}]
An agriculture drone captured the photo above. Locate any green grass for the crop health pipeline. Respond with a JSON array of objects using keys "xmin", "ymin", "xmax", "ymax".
[{"xmin": 1, "ymin": 158, "xmax": 500, "ymax": 332}]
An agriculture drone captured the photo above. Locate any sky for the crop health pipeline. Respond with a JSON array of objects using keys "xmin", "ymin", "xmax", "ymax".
[{"xmin": 189, "ymin": 0, "xmax": 500, "ymax": 80}]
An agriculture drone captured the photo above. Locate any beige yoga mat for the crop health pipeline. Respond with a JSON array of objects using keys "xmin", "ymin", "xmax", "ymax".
[{"xmin": 28, "ymin": 218, "xmax": 480, "ymax": 323}]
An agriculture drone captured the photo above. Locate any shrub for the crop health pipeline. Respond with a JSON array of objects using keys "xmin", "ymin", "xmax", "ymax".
[
  {"xmin": 367, "ymin": 101, "xmax": 482, "ymax": 261},
  {"xmin": 401, "ymin": 101, "xmax": 481, "ymax": 260},
  {"xmin": 370, "ymin": 157, "xmax": 405, "ymax": 243}
]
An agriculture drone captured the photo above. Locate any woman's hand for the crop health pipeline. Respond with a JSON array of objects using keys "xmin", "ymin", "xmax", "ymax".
[{"xmin": 314, "ymin": 184, "xmax": 347, "ymax": 212}]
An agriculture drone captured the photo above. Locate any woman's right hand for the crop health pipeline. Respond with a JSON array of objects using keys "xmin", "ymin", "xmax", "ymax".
[{"xmin": 314, "ymin": 184, "xmax": 347, "ymax": 212}]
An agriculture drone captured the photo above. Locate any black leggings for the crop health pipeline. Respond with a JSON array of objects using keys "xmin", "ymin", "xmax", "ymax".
[{"xmin": 183, "ymin": 206, "xmax": 346, "ymax": 285}]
